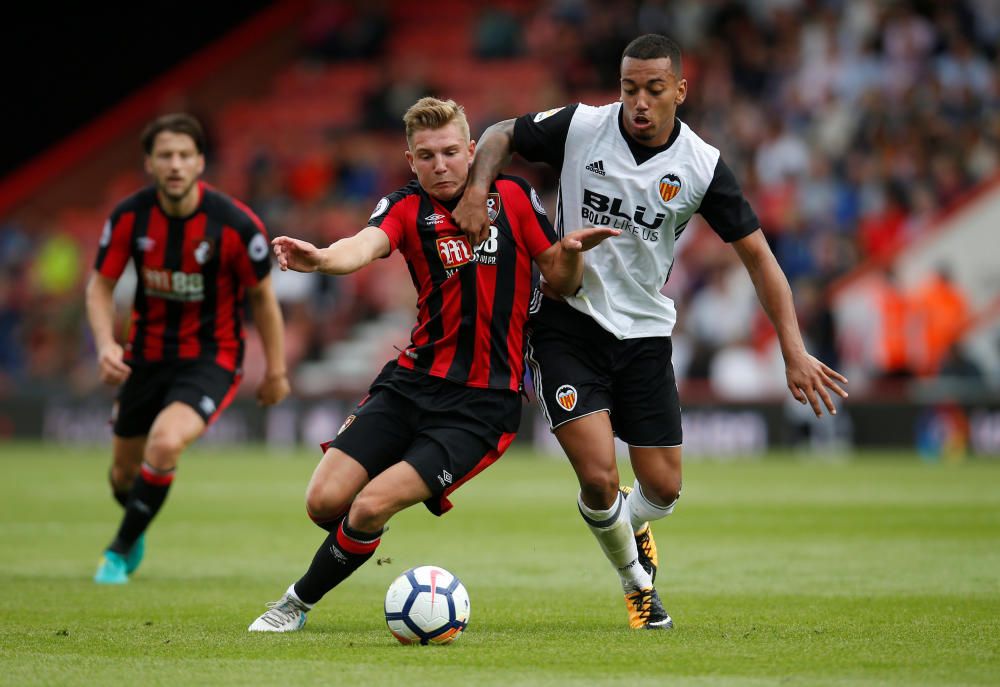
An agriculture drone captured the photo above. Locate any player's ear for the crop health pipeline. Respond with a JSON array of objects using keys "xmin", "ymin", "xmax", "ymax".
[
  {"xmin": 404, "ymin": 150, "xmax": 416, "ymax": 173},
  {"xmin": 675, "ymin": 78, "xmax": 688, "ymax": 105},
  {"xmin": 195, "ymin": 154, "xmax": 205, "ymax": 177},
  {"xmin": 144, "ymin": 156, "xmax": 153, "ymax": 175},
  {"xmin": 468, "ymin": 139, "xmax": 476, "ymax": 160}
]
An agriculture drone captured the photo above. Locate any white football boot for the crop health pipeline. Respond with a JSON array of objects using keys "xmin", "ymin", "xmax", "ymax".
[{"xmin": 248, "ymin": 589, "xmax": 310, "ymax": 632}]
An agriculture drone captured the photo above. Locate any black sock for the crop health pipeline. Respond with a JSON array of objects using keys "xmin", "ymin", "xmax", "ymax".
[
  {"xmin": 293, "ymin": 518, "xmax": 383, "ymax": 605},
  {"xmin": 108, "ymin": 463, "xmax": 175, "ymax": 555},
  {"xmin": 109, "ymin": 470, "xmax": 129, "ymax": 508}
]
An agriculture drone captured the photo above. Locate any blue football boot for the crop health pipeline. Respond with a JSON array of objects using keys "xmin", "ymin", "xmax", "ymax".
[
  {"xmin": 94, "ymin": 551, "xmax": 128, "ymax": 585},
  {"xmin": 125, "ymin": 534, "xmax": 145, "ymax": 575}
]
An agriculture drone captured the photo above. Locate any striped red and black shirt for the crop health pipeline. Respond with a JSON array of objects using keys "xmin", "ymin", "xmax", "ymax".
[
  {"xmin": 93, "ymin": 181, "xmax": 271, "ymax": 372},
  {"xmin": 369, "ymin": 174, "xmax": 558, "ymax": 392}
]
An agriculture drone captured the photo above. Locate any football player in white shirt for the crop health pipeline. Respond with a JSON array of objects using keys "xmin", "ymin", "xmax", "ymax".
[{"xmin": 454, "ymin": 34, "xmax": 848, "ymax": 630}]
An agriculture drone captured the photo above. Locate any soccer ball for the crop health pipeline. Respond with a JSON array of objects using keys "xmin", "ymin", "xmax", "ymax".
[{"xmin": 384, "ymin": 565, "xmax": 470, "ymax": 645}]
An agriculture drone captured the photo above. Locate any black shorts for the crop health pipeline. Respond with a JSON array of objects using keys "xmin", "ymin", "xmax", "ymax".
[
  {"xmin": 525, "ymin": 295, "xmax": 682, "ymax": 447},
  {"xmin": 325, "ymin": 362, "xmax": 521, "ymax": 516},
  {"xmin": 112, "ymin": 360, "xmax": 241, "ymax": 437}
]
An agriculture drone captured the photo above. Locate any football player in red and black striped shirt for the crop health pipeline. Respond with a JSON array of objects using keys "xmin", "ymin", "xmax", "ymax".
[
  {"xmin": 88, "ymin": 113, "xmax": 289, "ymax": 585},
  {"xmin": 248, "ymin": 97, "xmax": 617, "ymax": 632}
]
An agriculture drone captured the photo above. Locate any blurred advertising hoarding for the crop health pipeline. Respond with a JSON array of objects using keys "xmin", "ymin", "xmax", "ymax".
[{"xmin": 2, "ymin": 397, "xmax": 997, "ymax": 459}]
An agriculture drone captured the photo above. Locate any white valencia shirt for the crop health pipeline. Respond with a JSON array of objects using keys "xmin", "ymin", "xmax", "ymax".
[{"xmin": 513, "ymin": 102, "xmax": 760, "ymax": 339}]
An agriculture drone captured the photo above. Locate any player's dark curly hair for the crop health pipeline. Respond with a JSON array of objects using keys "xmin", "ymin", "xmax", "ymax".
[
  {"xmin": 622, "ymin": 34, "xmax": 683, "ymax": 76},
  {"xmin": 141, "ymin": 113, "xmax": 206, "ymax": 154}
]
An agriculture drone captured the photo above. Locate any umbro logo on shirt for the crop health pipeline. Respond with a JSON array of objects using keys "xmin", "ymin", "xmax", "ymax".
[
  {"xmin": 585, "ymin": 160, "xmax": 606, "ymax": 176},
  {"xmin": 424, "ymin": 213, "xmax": 446, "ymax": 225},
  {"xmin": 199, "ymin": 396, "xmax": 217, "ymax": 416}
]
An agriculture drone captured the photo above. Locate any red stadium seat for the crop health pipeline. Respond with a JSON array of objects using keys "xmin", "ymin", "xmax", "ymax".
[{"xmin": 387, "ymin": 24, "xmax": 472, "ymax": 59}]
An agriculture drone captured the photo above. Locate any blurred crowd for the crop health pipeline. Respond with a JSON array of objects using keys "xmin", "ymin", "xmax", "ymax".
[{"xmin": 0, "ymin": 0, "xmax": 997, "ymax": 400}]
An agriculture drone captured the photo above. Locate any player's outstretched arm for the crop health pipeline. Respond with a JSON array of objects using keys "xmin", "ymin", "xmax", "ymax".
[
  {"xmin": 247, "ymin": 276, "xmax": 290, "ymax": 407},
  {"xmin": 453, "ymin": 119, "xmax": 516, "ymax": 247},
  {"xmin": 535, "ymin": 227, "xmax": 621, "ymax": 296},
  {"xmin": 731, "ymin": 230, "xmax": 848, "ymax": 417},
  {"xmin": 272, "ymin": 227, "xmax": 390, "ymax": 276},
  {"xmin": 85, "ymin": 272, "xmax": 131, "ymax": 385}
]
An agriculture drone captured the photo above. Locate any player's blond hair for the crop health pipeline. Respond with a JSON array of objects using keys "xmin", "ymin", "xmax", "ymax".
[{"xmin": 403, "ymin": 97, "xmax": 470, "ymax": 147}]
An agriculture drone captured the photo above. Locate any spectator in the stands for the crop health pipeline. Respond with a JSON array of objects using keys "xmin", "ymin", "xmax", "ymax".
[
  {"xmin": 301, "ymin": 0, "xmax": 387, "ymax": 61},
  {"xmin": 911, "ymin": 266, "xmax": 970, "ymax": 377}
]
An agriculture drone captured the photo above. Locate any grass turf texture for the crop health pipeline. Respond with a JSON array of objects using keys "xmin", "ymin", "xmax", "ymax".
[{"xmin": 1, "ymin": 442, "xmax": 997, "ymax": 686}]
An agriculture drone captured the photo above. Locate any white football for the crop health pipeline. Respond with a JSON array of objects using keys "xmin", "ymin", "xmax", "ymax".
[{"xmin": 384, "ymin": 565, "xmax": 470, "ymax": 645}]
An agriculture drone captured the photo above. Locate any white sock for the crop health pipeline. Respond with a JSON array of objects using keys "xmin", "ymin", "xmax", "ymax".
[
  {"xmin": 578, "ymin": 491, "xmax": 652, "ymax": 592},
  {"xmin": 626, "ymin": 479, "xmax": 678, "ymax": 532},
  {"xmin": 288, "ymin": 583, "xmax": 313, "ymax": 610}
]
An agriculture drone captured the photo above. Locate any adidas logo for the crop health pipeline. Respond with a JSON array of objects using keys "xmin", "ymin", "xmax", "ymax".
[{"xmin": 585, "ymin": 160, "xmax": 606, "ymax": 176}]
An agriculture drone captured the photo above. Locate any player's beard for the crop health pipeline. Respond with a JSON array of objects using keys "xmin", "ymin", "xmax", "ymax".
[{"xmin": 158, "ymin": 178, "xmax": 197, "ymax": 204}]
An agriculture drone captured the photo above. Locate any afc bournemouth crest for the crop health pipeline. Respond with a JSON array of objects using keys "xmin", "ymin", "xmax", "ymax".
[
  {"xmin": 487, "ymin": 192, "xmax": 502, "ymax": 222},
  {"xmin": 337, "ymin": 414, "xmax": 357, "ymax": 436},
  {"xmin": 658, "ymin": 173, "xmax": 682, "ymax": 203},
  {"xmin": 188, "ymin": 236, "xmax": 216, "ymax": 265},
  {"xmin": 555, "ymin": 384, "xmax": 578, "ymax": 411}
]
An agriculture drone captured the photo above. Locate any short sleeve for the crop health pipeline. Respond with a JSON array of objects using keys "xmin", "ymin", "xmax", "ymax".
[
  {"xmin": 511, "ymin": 104, "xmax": 579, "ymax": 170},
  {"xmin": 368, "ymin": 197, "xmax": 405, "ymax": 253},
  {"xmin": 500, "ymin": 177, "xmax": 558, "ymax": 258},
  {"xmin": 230, "ymin": 208, "xmax": 272, "ymax": 286},
  {"xmin": 697, "ymin": 157, "xmax": 760, "ymax": 242},
  {"xmin": 367, "ymin": 183, "xmax": 420, "ymax": 255},
  {"xmin": 93, "ymin": 211, "xmax": 135, "ymax": 280}
]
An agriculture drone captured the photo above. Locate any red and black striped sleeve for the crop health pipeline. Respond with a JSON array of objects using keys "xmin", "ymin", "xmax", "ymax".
[
  {"xmin": 93, "ymin": 201, "xmax": 137, "ymax": 280},
  {"xmin": 221, "ymin": 195, "xmax": 272, "ymax": 286},
  {"xmin": 367, "ymin": 181, "xmax": 421, "ymax": 254},
  {"xmin": 497, "ymin": 175, "xmax": 558, "ymax": 257}
]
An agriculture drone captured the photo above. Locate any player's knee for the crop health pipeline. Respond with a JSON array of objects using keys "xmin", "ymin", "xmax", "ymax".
[
  {"xmin": 110, "ymin": 464, "xmax": 139, "ymax": 488},
  {"xmin": 304, "ymin": 487, "xmax": 326, "ymax": 521},
  {"xmin": 348, "ymin": 492, "xmax": 389, "ymax": 533},
  {"xmin": 304, "ymin": 483, "xmax": 345, "ymax": 521},
  {"xmin": 144, "ymin": 432, "xmax": 185, "ymax": 470},
  {"xmin": 578, "ymin": 468, "xmax": 620, "ymax": 509},
  {"xmin": 640, "ymin": 478, "xmax": 681, "ymax": 509}
]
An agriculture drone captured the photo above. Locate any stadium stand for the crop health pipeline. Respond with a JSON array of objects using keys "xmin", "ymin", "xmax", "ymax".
[{"xmin": 0, "ymin": 0, "xmax": 997, "ymax": 413}]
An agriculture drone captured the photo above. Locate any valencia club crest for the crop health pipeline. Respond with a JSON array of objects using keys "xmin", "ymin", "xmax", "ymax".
[{"xmin": 658, "ymin": 173, "xmax": 682, "ymax": 203}]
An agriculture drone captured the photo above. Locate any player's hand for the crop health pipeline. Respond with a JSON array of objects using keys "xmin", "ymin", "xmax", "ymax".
[
  {"xmin": 272, "ymin": 236, "xmax": 322, "ymax": 273},
  {"xmin": 452, "ymin": 189, "xmax": 491, "ymax": 247},
  {"xmin": 97, "ymin": 342, "xmax": 130, "ymax": 386},
  {"xmin": 785, "ymin": 352, "xmax": 848, "ymax": 417},
  {"xmin": 257, "ymin": 371, "xmax": 290, "ymax": 406},
  {"xmin": 561, "ymin": 227, "xmax": 621, "ymax": 252}
]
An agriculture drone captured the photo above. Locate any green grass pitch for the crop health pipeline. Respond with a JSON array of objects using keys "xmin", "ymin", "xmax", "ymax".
[{"xmin": 1, "ymin": 442, "xmax": 998, "ymax": 686}]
